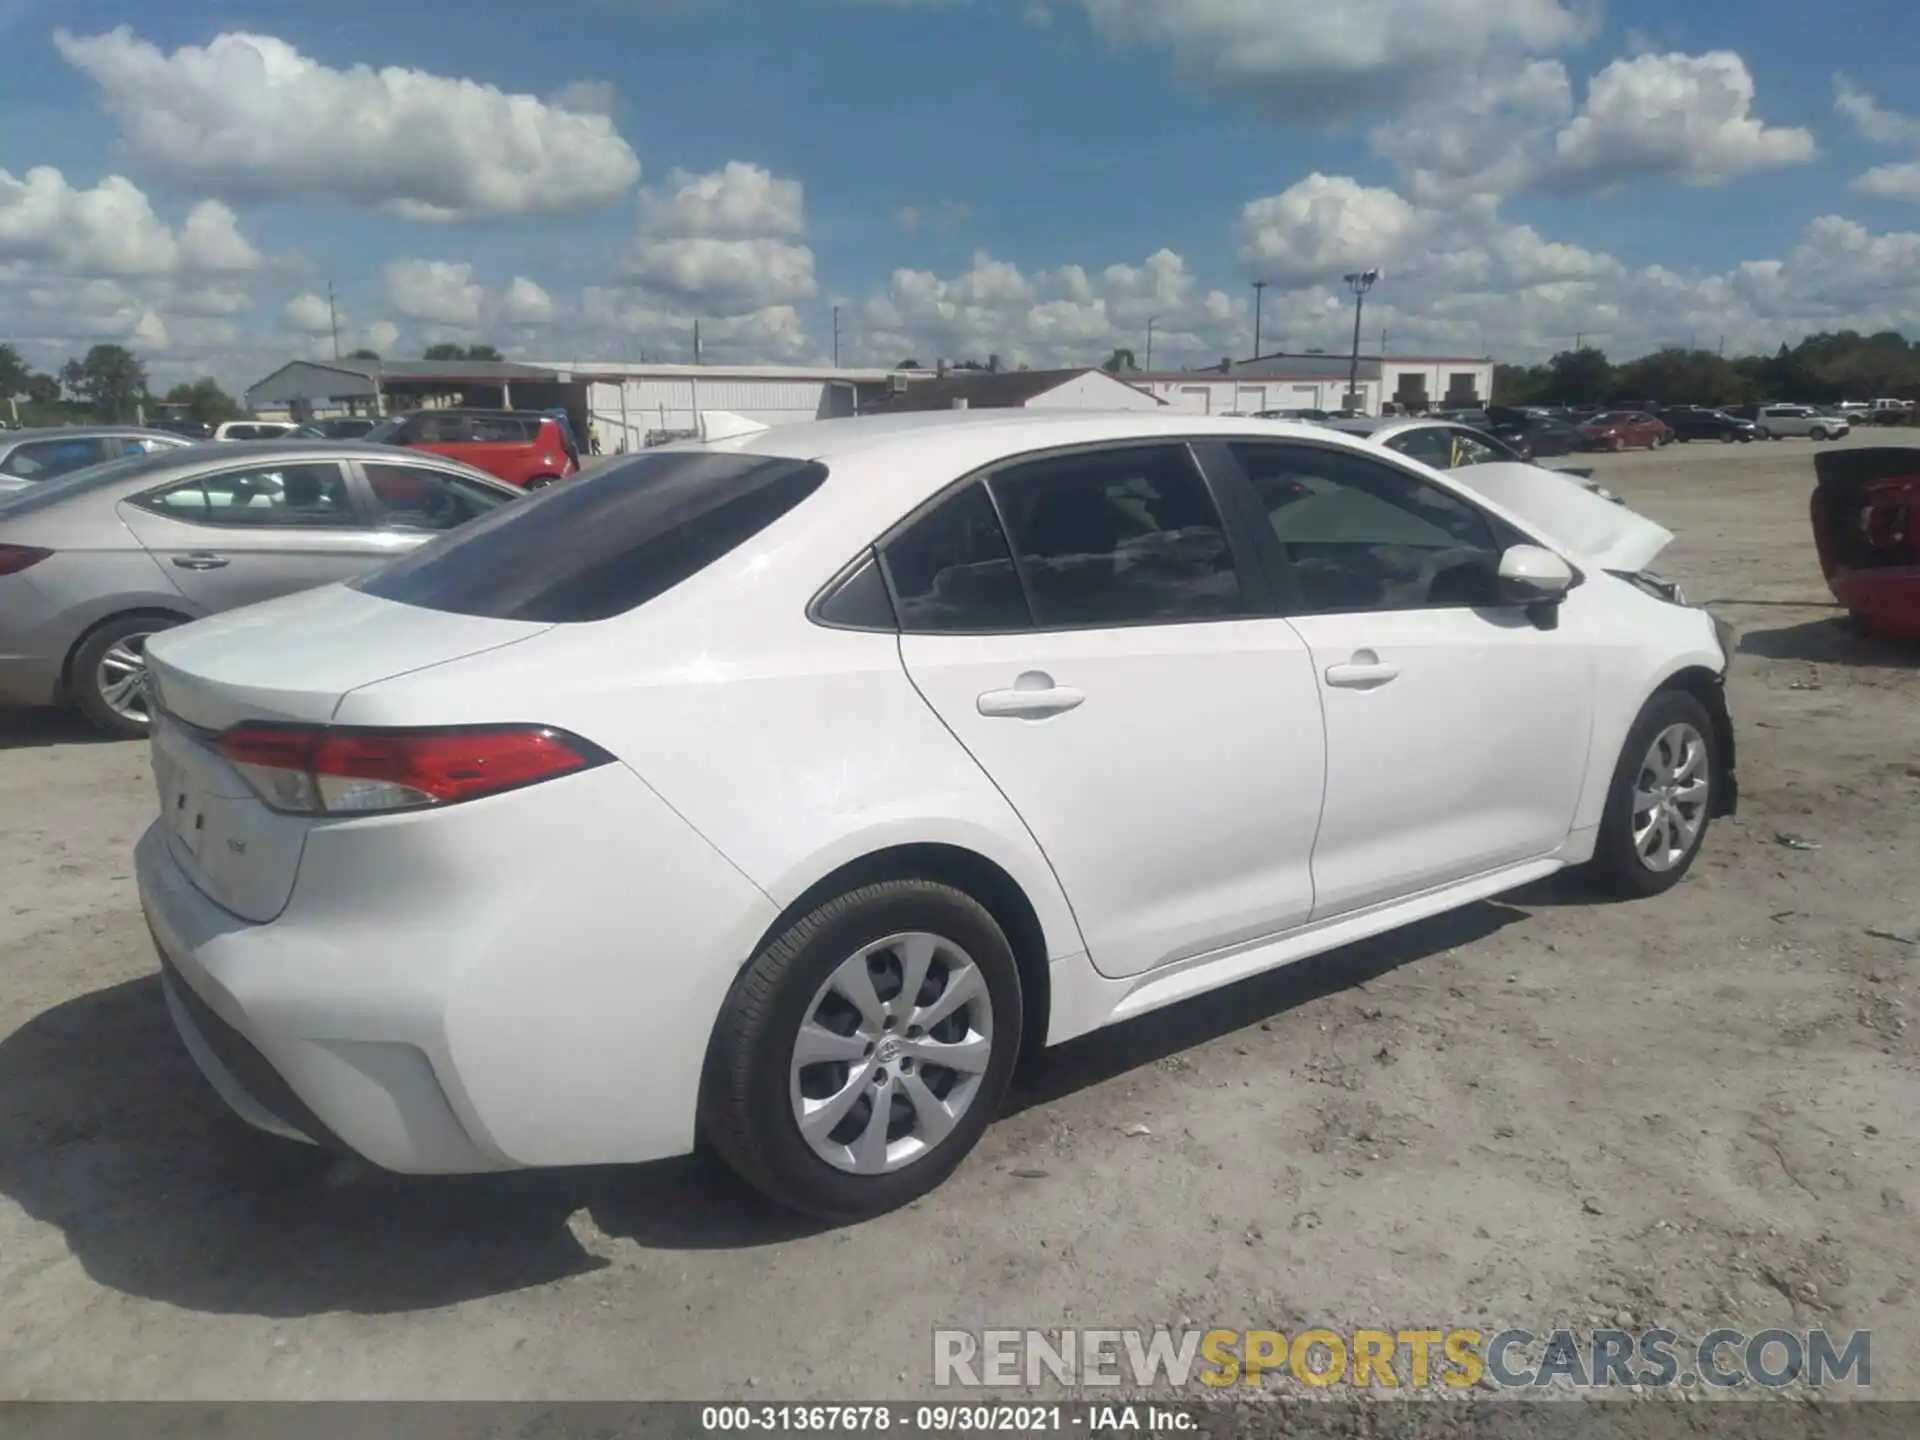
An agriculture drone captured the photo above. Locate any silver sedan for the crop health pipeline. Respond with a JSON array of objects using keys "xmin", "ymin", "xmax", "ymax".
[{"xmin": 0, "ymin": 440, "xmax": 523, "ymax": 737}]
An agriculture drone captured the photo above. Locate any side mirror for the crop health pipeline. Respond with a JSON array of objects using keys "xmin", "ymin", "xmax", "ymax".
[{"xmin": 1498, "ymin": 543, "xmax": 1575, "ymax": 605}]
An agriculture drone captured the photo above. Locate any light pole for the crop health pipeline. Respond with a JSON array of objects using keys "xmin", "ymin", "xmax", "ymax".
[
  {"xmin": 1251, "ymin": 280, "xmax": 1267, "ymax": 361},
  {"xmin": 1145, "ymin": 316, "xmax": 1158, "ymax": 372},
  {"xmin": 1343, "ymin": 269, "xmax": 1379, "ymax": 413}
]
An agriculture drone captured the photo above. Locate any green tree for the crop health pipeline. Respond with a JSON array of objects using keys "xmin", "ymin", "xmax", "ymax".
[
  {"xmin": 60, "ymin": 345, "xmax": 149, "ymax": 421},
  {"xmin": 1542, "ymin": 347, "xmax": 1613, "ymax": 405},
  {"xmin": 25, "ymin": 373, "xmax": 61, "ymax": 406},
  {"xmin": 422, "ymin": 342, "xmax": 504, "ymax": 361},
  {"xmin": 161, "ymin": 378, "xmax": 243, "ymax": 427},
  {"xmin": 896, "ymin": 358, "xmax": 923, "ymax": 370},
  {"xmin": 1102, "ymin": 347, "xmax": 1139, "ymax": 374},
  {"xmin": 0, "ymin": 342, "xmax": 29, "ymax": 400},
  {"xmin": 346, "ymin": 347, "xmax": 381, "ymax": 361}
]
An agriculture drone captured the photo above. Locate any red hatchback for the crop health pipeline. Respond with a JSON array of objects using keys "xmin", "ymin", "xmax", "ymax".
[
  {"xmin": 366, "ymin": 410, "xmax": 579, "ymax": 489},
  {"xmin": 1813, "ymin": 447, "xmax": 1920, "ymax": 641},
  {"xmin": 1577, "ymin": 411, "xmax": 1672, "ymax": 451}
]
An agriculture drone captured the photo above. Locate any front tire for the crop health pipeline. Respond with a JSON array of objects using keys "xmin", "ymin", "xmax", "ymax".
[
  {"xmin": 70, "ymin": 613, "xmax": 181, "ymax": 739},
  {"xmin": 701, "ymin": 879, "xmax": 1023, "ymax": 1221},
  {"xmin": 1587, "ymin": 690, "xmax": 1718, "ymax": 898}
]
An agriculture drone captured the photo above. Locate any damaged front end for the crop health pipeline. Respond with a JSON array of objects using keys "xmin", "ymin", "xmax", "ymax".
[{"xmin": 1812, "ymin": 448, "xmax": 1920, "ymax": 642}]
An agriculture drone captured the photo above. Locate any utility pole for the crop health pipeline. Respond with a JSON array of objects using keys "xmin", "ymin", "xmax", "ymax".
[
  {"xmin": 832, "ymin": 306, "xmax": 841, "ymax": 368},
  {"xmin": 693, "ymin": 319, "xmax": 702, "ymax": 366},
  {"xmin": 1146, "ymin": 316, "xmax": 1158, "ymax": 372},
  {"xmin": 327, "ymin": 280, "xmax": 341, "ymax": 361},
  {"xmin": 1343, "ymin": 269, "xmax": 1379, "ymax": 413},
  {"xmin": 1251, "ymin": 280, "xmax": 1267, "ymax": 361}
]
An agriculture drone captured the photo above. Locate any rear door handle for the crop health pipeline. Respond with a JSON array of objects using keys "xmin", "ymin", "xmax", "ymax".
[
  {"xmin": 172, "ymin": 552, "xmax": 230, "ymax": 570},
  {"xmin": 977, "ymin": 673, "xmax": 1085, "ymax": 719},
  {"xmin": 1325, "ymin": 649, "xmax": 1400, "ymax": 690}
]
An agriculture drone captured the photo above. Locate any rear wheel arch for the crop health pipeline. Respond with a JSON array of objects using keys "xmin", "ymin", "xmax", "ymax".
[
  {"xmin": 61, "ymin": 606, "xmax": 192, "ymax": 693},
  {"xmin": 718, "ymin": 843, "xmax": 1054, "ymax": 1074}
]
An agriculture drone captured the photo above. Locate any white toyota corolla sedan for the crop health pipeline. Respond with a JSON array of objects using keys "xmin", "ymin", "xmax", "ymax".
[{"xmin": 137, "ymin": 409, "xmax": 1737, "ymax": 1219}]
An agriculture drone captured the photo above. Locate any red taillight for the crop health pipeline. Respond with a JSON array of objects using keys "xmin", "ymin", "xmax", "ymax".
[
  {"xmin": 216, "ymin": 724, "xmax": 608, "ymax": 815},
  {"xmin": 0, "ymin": 544, "xmax": 53, "ymax": 577}
]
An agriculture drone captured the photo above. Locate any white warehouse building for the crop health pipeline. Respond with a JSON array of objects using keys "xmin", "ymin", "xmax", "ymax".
[{"xmin": 1125, "ymin": 353, "xmax": 1496, "ymax": 416}]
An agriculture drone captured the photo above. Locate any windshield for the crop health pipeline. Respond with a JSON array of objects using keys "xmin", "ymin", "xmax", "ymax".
[{"xmin": 353, "ymin": 449, "xmax": 828, "ymax": 622}]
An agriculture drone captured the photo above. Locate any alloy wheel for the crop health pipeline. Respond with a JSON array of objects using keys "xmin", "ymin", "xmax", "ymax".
[
  {"xmin": 1630, "ymin": 722, "xmax": 1710, "ymax": 872},
  {"xmin": 788, "ymin": 931, "xmax": 994, "ymax": 1175},
  {"xmin": 94, "ymin": 634, "xmax": 154, "ymax": 725}
]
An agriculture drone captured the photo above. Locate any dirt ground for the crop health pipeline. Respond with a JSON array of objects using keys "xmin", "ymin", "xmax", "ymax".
[{"xmin": 1, "ymin": 432, "xmax": 1916, "ymax": 1403}]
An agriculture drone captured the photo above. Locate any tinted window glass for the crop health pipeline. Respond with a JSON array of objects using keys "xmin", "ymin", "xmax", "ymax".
[
  {"xmin": 1, "ymin": 436, "xmax": 112, "ymax": 480},
  {"xmin": 134, "ymin": 463, "xmax": 357, "ymax": 528},
  {"xmin": 354, "ymin": 451, "xmax": 826, "ymax": 623},
  {"xmin": 468, "ymin": 415, "xmax": 533, "ymax": 443},
  {"xmin": 883, "ymin": 482, "xmax": 1029, "ymax": 633},
  {"xmin": 1448, "ymin": 430, "xmax": 1504, "ymax": 466},
  {"xmin": 0, "ymin": 450, "xmax": 176, "ymax": 516},
  {"xmin": 364, "ymin": 463, "xmax": 514, "ymax": 531},
  {"xmin": 988, "ymin": 444, "xmax": 1242, "ymax": 628},
  {"xmin": 1383, "ymin": 427, "xmax": 1455, "ymax": 469},
  {"xmin": 1230, "ymin": 443, "xmax": 1501, "ymax": 614},
  {"xmin": 363, "ymin": 416, "xmax": 407, "ymax": 445}
]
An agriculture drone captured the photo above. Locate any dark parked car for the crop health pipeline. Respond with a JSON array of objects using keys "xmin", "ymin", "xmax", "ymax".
[
  {"xmin": 1487, "ymin": 410, "xmax": 1592, "ymax": 457},
  {"xmin": 1664, "ymin": 408, "xmax": 1761, "ymax": 443}
]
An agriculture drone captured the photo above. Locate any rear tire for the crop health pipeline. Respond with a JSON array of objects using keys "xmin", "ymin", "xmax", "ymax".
[
  {"xmin": 524, "ymin": 474, "xmax": 560, "ymax": 490},
  {"xmin": 70, "ymin": 612, "xmax": 182, "ymax": 739},
  {"xmin": 700, "ymin": 879, "xmax": 1023, "ymax": 1221},
  {"xmin": 1586, "ymin": 690, "xmax": 1718, "ymax": 899}
]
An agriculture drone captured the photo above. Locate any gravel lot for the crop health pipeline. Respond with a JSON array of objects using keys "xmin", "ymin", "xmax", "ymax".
[{"xmin": 1, "ymin": 432, "xmax": 1916, "ymax": 1402}]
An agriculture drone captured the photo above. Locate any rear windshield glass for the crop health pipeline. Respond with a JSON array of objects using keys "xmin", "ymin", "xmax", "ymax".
[
  {"xmin": 0, "ymin": 449, "xmax": 186, "ymax": 517},
  {"xmin": 352, "ymin": 449, "xmax": 829, "ymax": 622}
]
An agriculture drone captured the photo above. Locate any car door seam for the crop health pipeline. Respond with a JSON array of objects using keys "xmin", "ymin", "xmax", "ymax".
[{"xmin": 891, "ymin": 630, "xmax": 1093, "ymax": 960}]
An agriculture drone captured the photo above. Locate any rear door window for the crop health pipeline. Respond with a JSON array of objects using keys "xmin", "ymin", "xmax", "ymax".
[
  {"xmin": 1, "ymin": 436, "xmax": 113, "ymax": 480},
  {"xmin": 986, "ymin": 443, "xmax": 1244, "ymax": 628},
  {"xmin": 133, "ymin": 463, "xmax": 359, "ymax": 528},
  {"xmin": 881, "ymin": 481, "xmax": 1030, "ymax": 633},
  {"xmin": 353, "ymin": 450, "xmax": 827, "ymax": 622},
  {"xmin": 362, "ymin": 462, "xmax": 515, "ymax": 531}
]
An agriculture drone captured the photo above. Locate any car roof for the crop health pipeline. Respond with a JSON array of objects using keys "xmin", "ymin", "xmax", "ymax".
[
  {"xmin": 0, "ymin": 438, "xmax": 516, "ymax": 523},
  {"xmin": 0, "ymin": 425, "xmax": 186, "ymax": 443},
  {"xmin": 716, "ymin": 408, "xmax": 1360, "ymax": 465}
]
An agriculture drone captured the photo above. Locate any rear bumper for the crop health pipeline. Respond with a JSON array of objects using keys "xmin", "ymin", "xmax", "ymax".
[
  {"xmin": 134, "ymin": 758, "xmax": 781, "ymax": 1175},
  {"xmin": 0, "ymin": 576, "xmax": 69, "ymax": 707}
]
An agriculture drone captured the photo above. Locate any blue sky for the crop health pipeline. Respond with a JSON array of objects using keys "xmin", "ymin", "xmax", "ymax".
[{"xmin": 2, "ymin": 0, "xmax": 1918, "ymax": 387}]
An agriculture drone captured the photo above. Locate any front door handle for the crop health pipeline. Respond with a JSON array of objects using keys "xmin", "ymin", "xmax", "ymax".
[
  {"xmin": 172, "ymin": 552, "xmax": 230, "ymax": 571},
  {"xmin": 977, "ymin": 672, "xmax": 1085, "ymax": 719},
  {"xmin": 1325, "ymin": 648, "xmax": 1400, "ymax": 690}
]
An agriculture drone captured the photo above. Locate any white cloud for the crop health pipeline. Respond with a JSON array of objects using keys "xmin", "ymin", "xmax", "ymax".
[
  {"xmin": 549, "ymin": 79, "xmax": 617, "ymax": 117},
  {"xmin": 623, "ymin": 162, "xmax": 818, "ymax": 316},
  {"xmin": 1834, "ymin": 79, "xmax": 1920, "ymax": 203},
  {"xmin": 0, "ymin": 167, "xmax": 262, "ymax": 277},
  {"xmin": 55, "ymin": 26, "xmax": 641, "ymax": 222},
  {"xmin": 501, "ymin": 276, "xmax": 556, "ymax": 326},
  {"xmin": 637, "ymin": 161, "xmax": 807, "ymax": 240},
  {"xmin": 1545, "ymin": 51, "xmax": 1816, "ymax": 189},
  {"xmin": 846, "ymin": 246, "xmax": 1262, "ymax": 370},
  {"xmin": 1373, "ymin": 50, "xmax": 1814, "ymax": 201},
  {"xmin": 1235, "ymin": 174, "xmax": 1421, "ymax": 284},
  {"xmin": 281, "ymin": 292, "xmax": 335, "ymax": 334},
  {"xmin": 1855, "ymin": 162, "xmax": 1920, "ymax": 204},
  {"xmin": 1834, "ymin": 79, "xmax": 1920, "ymax": 149},
  {"xmin": 1370, "ymin": 61, "xmax": 1575, "ymax": 203},
  {"xmin": 381, "ymin": 259, "xmax": 484, "ymax": 330},
  {"xmin": 1076, "ymin": 0, "xmax": 1591, "ymax": 120}
]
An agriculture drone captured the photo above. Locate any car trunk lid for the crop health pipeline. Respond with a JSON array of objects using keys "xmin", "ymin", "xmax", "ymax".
[{"xmin": 144, "ymin": 583, "xmax": 553, "ymax": 921}]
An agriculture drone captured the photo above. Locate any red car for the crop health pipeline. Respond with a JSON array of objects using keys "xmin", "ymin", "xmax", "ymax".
[
  {"xmin": 1576, "ymin": 411, "xmax": 1673, "ymax": 451},
  {"xmin": 1812, "ymin": 448, "xmax": 1920, "ymax": 641},
  {"xmin": 365, "ymin": 409, "xmax": 579, "ymax": 489}
]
